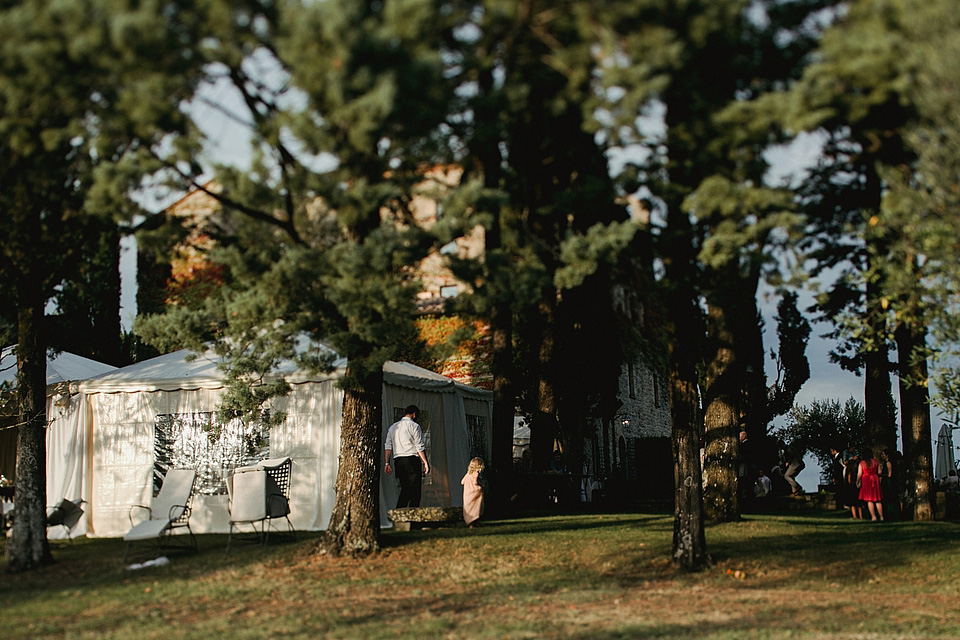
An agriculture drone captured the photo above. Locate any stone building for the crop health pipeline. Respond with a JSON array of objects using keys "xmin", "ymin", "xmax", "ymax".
[
  {"xmin": 594, "ymin": 353, "xmax": 672, "ymax": 499},
  {"xmin": 582, "ymin": 206, "xmax": 673, "ymax": 501}
]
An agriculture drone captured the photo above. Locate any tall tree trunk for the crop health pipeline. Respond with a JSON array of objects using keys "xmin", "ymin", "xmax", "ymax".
[
  {"xmin": 95, "ymin": 224, "xmax": 123, "ymax": 366},
  {"xmin": 531, "ymin": 292, "xmax": 559, "ymax": 472},
  {"xmin": 895, "ymin": 321, "xmax": 935, "ymax": 521},
  {"xmin": 8, "ymin": 294, "xmax": 52, "ymax": 572},
  {"xmin": 663, "ymin": 207, "xmax": 709, "ymax": 570},
  {"xmin": 474, "ymin": 55, "xmax": 516, "ymax": 509},
  {"xmin": 489, "ymin": 294, "xmax": 515, "ymax": 510},
  {"xmin": 863, "ymin": 167, "xmax": 898, "ymax": 453},
  {"xmin": 669, "ymin": 343, "xmax": 709, "ymax": 570},
  {"xmin": 483, "ymin": 197, "xmax": 516, "ymax": 510},
  {"xmin": 738, "ymin": 272, "xmax": 769, "ymax": 437},
  {"xmin": 864, "ymin": 338, "xmax": 895, "ymax": 450},
  {"xmin": 317, "ymin": 366, "xmax": 383, "ymax": 557},
  {"xmin": 897, "ymin": 364, "xmax": 915, "ymax": 509},
  {"xmin": 702, "ymin": 299, "xmax": 741, "ymax": 522}
]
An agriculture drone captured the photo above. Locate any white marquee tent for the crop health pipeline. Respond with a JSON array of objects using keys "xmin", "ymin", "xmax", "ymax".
[
  {"xmin": 1, "ymin": 346, "xmax": 118, "ymax": 539},
  {"xmin": 70, "ymin": 348, "xmax": 492, "ymax": 538}
]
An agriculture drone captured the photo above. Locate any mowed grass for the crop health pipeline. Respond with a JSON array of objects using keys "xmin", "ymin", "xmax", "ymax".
[{"xmin": 2, "ymin": 509, "xmax": 959, "ymax": 639}]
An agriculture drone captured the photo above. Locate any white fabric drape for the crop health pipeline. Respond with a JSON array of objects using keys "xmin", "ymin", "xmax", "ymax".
[
  {"xmin": 84, "ymin": 382, "xmax": 344, "ymax": 538},
  {"xmin": 64, "ymin": 353, "xmax": 488, "ymax": 537},
  {"xmin": 379, "ymin": 378, "xmax": 482, "ymax": 525},
  {"xmin": 45, "ymin": 392, "xmax": 90, "ymax": 539}
]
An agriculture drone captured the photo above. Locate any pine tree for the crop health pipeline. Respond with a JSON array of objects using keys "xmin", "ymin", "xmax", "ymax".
[
  {"xmin": 134, "ymin": 0, "xmax": 467, "ymax": 556},
  {"xmin": 0, "ymin": 0, "xmax": 211, "ymax": 571},
  {"xmin": 598, "ymin": 0, "xmax": 829, "ymax": 540},
  {"xmin": 878, "ymin": 0, "xmax": 960, "ymax": 519},
  {"xmin": 783, "ymin": 0, "xmax": 944, "ymax": 519}
]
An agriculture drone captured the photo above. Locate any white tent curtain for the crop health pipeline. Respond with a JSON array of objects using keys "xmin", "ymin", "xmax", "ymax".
[
  {"xmin": 2, "ymin": 347, "xmax": 115, "ymax": 539},
  {"xmin": 45, "ymin": 392, "xmax": 91, "ymax": 539},
  {"xmin": 67, "ymin": 351, "xmax": 489, "ymax": 537},
  {"xmin": 378, "ymin": 366, "xmax": 491, "ymax": 526},
  {"xmin": 84, "ymin": 381, "xmax": 344, "ymax": 538},
  {"xmin": 270, "ymin": 381, "xmax": 343, "ymax": 531},
  {"xmin": 380, "ymin": 378, "xmax": 451, "ymax": 522}
]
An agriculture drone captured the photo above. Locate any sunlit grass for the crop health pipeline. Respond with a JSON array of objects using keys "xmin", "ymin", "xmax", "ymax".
[{"xmin": 2, "ymin": 509, "xmax": 958, "ymax": 639}]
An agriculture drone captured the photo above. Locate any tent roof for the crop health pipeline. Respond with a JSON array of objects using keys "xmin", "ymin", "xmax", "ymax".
[
  {"xmin": 78, "ymin": 346, "xmax": 491, "ymax": 399},
  {"xmin": 0, "ymin": 346, "xmax": 117, "ymax": 388},
  {"xmin": 382, "ymin": 360, "xmax": 490, "ymax": 399},
  {"xmin": 79, "ymin": 347, "xmax": 347, "ymax": 393}
]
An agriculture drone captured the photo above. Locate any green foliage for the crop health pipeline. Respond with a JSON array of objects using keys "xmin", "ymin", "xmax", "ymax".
[
  {"xmin": 127, "ymin": 0, "xmax": 456, "ymax": 419},
  {"xmin": 764, "ymin": 290, "xmax": 812, "ymax": 422},
  {"xmin": 687, "ymin": 175, "xmax": 799, "ymax": 272},
  {"xmin": 778, "ymin": 0, "xmax": 960, "ymax": 415},
  {"xmin": 774, "ymin": 397, "xmax": 865, "ymax": 481},
  {"xmin": 554, "ymin": 220, "xmax": 639, "ymax": 290},
  {"xmin": 878, "ymin": 1, "xmax": 960, "ymax": 411},
  {"xmin": 0, "ymin": 0, "xmax": 230, "ymax": 572}
]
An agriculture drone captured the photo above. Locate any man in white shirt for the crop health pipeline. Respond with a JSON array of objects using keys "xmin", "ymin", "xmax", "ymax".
[
  {"xmin": 754, "ymin": 468, "xmax": 772, "ymax": 498},
  {"xmin": 384, "ymin": 405, "xmax": 430, "ymax": 508}
]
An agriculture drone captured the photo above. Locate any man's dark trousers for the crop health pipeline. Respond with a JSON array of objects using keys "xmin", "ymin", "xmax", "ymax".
[{"xmin": 395, "ymin": 456, "xmax": 423, "ymax": 508}]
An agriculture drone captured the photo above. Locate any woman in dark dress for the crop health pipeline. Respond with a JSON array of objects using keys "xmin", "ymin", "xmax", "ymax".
[
  {"xmin": 880, "ymin": 448, "xmax": 903, "ymax": 520},
  {"xmin": 843, "ymin": 458, "xmax": 863, "ymax": 519}
]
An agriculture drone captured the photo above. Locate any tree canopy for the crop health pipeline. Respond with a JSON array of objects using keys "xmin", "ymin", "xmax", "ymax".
[{"xmin": 6, "ymin": 0, "xmax": 960, "ymax": 572}]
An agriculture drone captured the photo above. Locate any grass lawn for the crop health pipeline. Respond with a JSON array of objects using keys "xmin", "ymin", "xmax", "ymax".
[{"xmin": 2, "ymin": 508, "xmax": 958, "ymax": 639}]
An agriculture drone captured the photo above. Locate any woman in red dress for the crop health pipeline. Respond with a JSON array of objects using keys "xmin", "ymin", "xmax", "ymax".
[{"xmin": 857, "ymin": 447, "xmax": 884, "ymax": 521}]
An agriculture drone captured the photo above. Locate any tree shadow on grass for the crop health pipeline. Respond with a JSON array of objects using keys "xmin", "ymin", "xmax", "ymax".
[
  {"xmin": 379, "ymin": 512, "xmax": 672, "ymax": 550},
  {"xmin": 0, "ymin": 531, "xmax": 322, "ymax": 602}
]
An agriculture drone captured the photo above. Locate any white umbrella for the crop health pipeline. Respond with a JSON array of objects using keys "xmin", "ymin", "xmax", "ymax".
[{"xmin": 934, "ymin": 424, "xmax": 956, "ymax": 482}]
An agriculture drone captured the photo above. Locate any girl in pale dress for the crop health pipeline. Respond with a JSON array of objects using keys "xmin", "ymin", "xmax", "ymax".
[{"xmin": 461, "ymin": 457, "xmax": 486, "ymax": 528}]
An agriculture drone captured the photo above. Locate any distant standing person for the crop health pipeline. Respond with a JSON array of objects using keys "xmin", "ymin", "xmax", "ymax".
[
  {"xmin": 384, "ymin": 405, "xmax": 429, "ymax": 508},
  {"xmin": 461, "ymin": 457, "xmax": 486, "ymax": 528},
  {"xmin": 829, "ymin": 446, "xmax": 845, "ymax": 509},
  {"xmin": 845, "ymin": 457, "xmax": 863, "ymax": 519},
  {"xmin": 842, "ymin": 443, "xmax": 860, "ymax": 465},
  {"xmin": 857, "ymin": 447, "xmax": 884, "ymax": 522},
  {"xmin": 754, "ymin": 468, "xmax": 772, "ymax": 499},
  {"xmin": 880, "ymin": 448, "xmax": 902, "ymax": 520},
  {"xmin": 781, "ymin": 441, "xmax": 805, "ymax": 496}
]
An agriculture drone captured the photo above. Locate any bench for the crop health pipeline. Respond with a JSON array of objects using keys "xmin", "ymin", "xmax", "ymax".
[{"xmin": 387, "ymin": 506, "xmax": 463, "ymax": 531}]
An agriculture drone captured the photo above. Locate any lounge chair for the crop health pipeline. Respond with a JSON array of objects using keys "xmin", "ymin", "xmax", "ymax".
[
  {"xmin": 260, "ymin": 457, "xmax": 295, "ymax": 541},
  {"xmin": 47, "ymin": 498, "xmax": 85, "ymax": 542},
  {"xmin": 123, "ymin": 468, "xmax": 197, "ymax": 562},
  {"xmin": 226, "ymin": 457, "xmax": 294, "ymax": 553},
  {"xmin": 226, "ymin": 468, "xmax": 268, "ymax": 553}
]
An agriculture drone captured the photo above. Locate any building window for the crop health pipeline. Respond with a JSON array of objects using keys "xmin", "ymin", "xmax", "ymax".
[
  {"xmin": 628, "ymin": 362, "xmax": 636, "ymax": 398},
  {"xmin": 155, "ymin": 411, "xmax": 270, "ymax": 496},
  {"xmin": 653, "ymin": 373, "xmax": 661, "ymax": 408}
]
